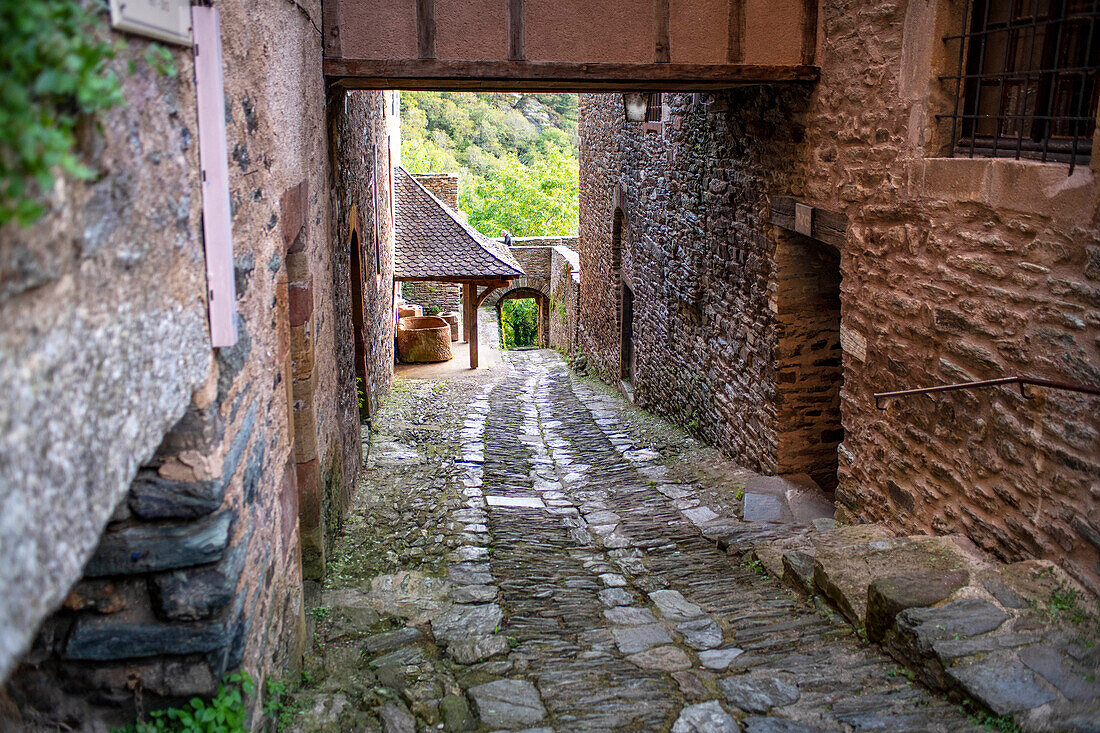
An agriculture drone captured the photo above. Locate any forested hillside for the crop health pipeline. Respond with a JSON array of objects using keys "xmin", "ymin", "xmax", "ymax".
[{"xmin": 400, "ymin": 92, "xmax": 579, "ymax": 237}]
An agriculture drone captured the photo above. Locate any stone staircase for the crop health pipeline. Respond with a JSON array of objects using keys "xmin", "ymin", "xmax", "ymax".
[{"xmin": 695, "ymin": 484, "xmax": 1100, "ymax": 733}]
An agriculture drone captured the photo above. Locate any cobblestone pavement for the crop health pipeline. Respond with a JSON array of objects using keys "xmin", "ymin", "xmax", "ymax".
[{"xmin": 287, "ymin": 344, "xmax": 982, "ymax": 732}]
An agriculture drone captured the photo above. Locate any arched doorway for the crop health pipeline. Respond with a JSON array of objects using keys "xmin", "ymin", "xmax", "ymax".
[
  {"xmin": 348, "ymin": 212, "xmax": 368, "ymax": 419},
  {"xmin": 496, "ymin": 286, "xmax": 551, "ymax": 349}
]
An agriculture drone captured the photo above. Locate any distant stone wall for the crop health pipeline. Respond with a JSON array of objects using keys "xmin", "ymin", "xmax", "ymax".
[
  {"xmin": 0, "ymin": 1, "xmax": 387, "ymax": 725},
  {"xmin": 401, "ymin": 281, "xmax": 463, "ymax": 316},
  {"xmin": 549, "ymin": 246, "xmax": 581, "ymax": 354},
  {"xmin": 411, "ymin": 172, "xmax": 458, "ymax": 209},
  {"xmin": 481, "ymin": 244, "xmax": 578, "ymax": 354},
  {"xmin": 579, "ymin": 0, "xmax": 1100, "ymax": 593}
]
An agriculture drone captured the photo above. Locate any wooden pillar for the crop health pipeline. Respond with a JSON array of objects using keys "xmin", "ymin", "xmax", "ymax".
[
  {"xmin": 469, "ymin": 287, "xmax": 479, "ymax": 370},
  {"xmin": 462, "ymin": 282, "xmax": 474, "ymax": 343}
]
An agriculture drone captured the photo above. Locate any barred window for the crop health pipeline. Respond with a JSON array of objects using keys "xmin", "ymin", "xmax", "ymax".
[
  {"xmin": 645, "ymin": 93, "xmax": 663, "ymax": 123},
  {"xmin": 942, "ymin": 0, "xmax": 1100, "ymax": 170}
]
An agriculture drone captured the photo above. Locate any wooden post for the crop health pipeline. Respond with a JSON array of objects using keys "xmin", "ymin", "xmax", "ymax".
[
  {"xmin": 469, "ymin": 287, "xmax": 479, "ymax": 370},
  {"xmin": 462, "ymin": 282, "xmax": 474, "ymax": 343}
]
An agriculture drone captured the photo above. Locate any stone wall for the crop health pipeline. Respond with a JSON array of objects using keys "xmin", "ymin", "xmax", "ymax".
[
  {"xmin": 0, "ymin": 0, "xmax": 386, "ymax": 725},
  {"xmin": 549, "ymin": 246, "xmax": 581, "ymax": 355},
  {"xmin": 401, "ymin": 280, "xmax": 463, "ymax": 316},
  {"xmin": 578, "ymin": 0, "xmax": 1100, "ymax": 593},
  {"xmin": 411, "ymin": 172, "xmax": 458, "ymax": 209},
  {"xmin": 480, "ymin": 243, "xmax": 580, "ymax": 354}
]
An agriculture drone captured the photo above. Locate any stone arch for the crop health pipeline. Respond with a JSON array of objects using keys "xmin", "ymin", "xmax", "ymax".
[
  {"xmin": 494, "ymin": 281, "xmax": 552, "ymax": 349},
  {"xmin": 348, "ymin": 205, "xmax": 367, "ymax": 394}
]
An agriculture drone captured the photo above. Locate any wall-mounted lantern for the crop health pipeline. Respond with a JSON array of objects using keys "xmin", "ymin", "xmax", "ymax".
[{"xmin": 623, "ymin": 93, "xmax": 648, "ymax": 122}]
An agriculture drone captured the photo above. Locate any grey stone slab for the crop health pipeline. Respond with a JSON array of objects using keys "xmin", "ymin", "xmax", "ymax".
[
  {"xmin": 683, "ymin": 506, "xmax": 720, "ymax": 525},
  {"xmin": 612, "ymin": 623, "xmax": 673, "ymax": 654},
  {"xmin": 467, "ymin": 679, "xmax": 547, "ymax": 728},
  {"xmin": 603, "ymin": 606, "xmax": 659, "ymax": 625},
  {"xmin": 699, "ymin": 647, "xmax": 744, "ymax": 670},
  {"xmin": 362, "ymin": 627, "xmax": 423, "ymax": 654},
  {"xmin": 599, "ymin": 588, "xmax": 635, "ymax": 607},
  {"xmin": 676, "ymin": 617, "xmax": 723, "ymax": 650},
  {"xmin": 742, "ymin": 492, "xmax": 784, "ymax": 522},
  {"xmin": 65, "ymin": 618, "xmax": 228, "ymax": 660},
  {"xmin": 432, "ymin": 603, "xmax": 502, "ymax": 644},
  {"xmin": 485, "ymin": 495, "xmax": 545, "ymax": 509},
  {"xmin": 85, "ymin": 510, "xmax": 233, "ymax": 576},
  {"xmin": 379, "ymin": 702, "xmax": 416, "ymax": 733},
  {"xmin": 719, "ymin": 676, "xmax": 800, "ymax": 713},
  {"xmin": 948, "ymin": 657, "xmax": 1058, "ymax": 715},
  {"xmin": 447, "ymin": 634, "xmax": 509, "ymax": 664},
  {"xmin": 626, "ymin": 645, "xmax": 693, "ymax": 671},
  {"xmin": 599, "ymin": 573, "xmax": 628, "ymax": 587},
  {"xmin": 369, "ymin": 645, "xmax": 428, "ymax": 669},
  {"xmin": 743, "ymin": 718, "xmax": 829, "ymax": 733},
  {"xmin": 1019, "ymin": 644, "xmax": 1100, "ymax": 702},
  {"xmin": 451, "ymin": 584, "xmax": 498, "ymax": 604},
  {"xmin": 671, "ymin": 701, "xmax": 738, "ymax": 733},
  {"xmin": 649, "ymin": 589, "xmax": 705, "ymax": 621},
  {"xmin": 898, "ymin": 598, "xmax": 1009, "ymax": 652}
]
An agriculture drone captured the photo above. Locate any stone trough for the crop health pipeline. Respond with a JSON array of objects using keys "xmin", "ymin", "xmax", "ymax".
[
  {"xmin": 440, "ymin": 310, "xmax": 460, "ymax": 341},
  {"xmin": 397, "ymin": 316, "xmax": 452, "ymax": 363}
]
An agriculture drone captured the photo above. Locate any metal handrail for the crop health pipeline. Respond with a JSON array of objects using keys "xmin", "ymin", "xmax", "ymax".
[{"xmin": 874, "ymin": 376, "xmax": 1100, "ymax": 409}]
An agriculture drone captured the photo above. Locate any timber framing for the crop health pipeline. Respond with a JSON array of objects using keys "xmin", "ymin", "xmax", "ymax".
[
  {"xmin": 769, "ymin": 196, "xmax": 848, "ymax": 250},
  {"xmin": 325, "ymin": 59, "xmax": 819, "ymax": 92}
]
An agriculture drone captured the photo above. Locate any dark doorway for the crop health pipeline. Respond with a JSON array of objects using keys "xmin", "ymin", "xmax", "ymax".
[
  {"xmin": 620, "ymin": 283, "xmax": 634, "ymax": 384},
  {"xmin": 775, "ymin": 235, "xmax": 843, "ymax": 494}
]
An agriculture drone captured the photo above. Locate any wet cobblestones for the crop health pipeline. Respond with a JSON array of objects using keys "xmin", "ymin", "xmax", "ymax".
[{"xmin": 289, "ymin": 346, "xmax": 981, "ymax": 732}]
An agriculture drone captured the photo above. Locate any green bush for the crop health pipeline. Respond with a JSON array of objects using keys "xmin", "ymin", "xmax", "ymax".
[
  {"xmin": 113, "ymin": 672, "xmax": 254, "ymax": 733},
  {"xmin": 500, "ymin": 298, "xmax": 538, "ymax": 349},
  {"xmin": 0, "ymin": 0, "xmax": 124, "ymax": 226}
]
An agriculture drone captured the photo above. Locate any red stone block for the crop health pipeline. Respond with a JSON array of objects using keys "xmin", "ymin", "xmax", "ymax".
[{"xmin": 288, "ymin": 277, "xmax": 314, "ymax": 327}]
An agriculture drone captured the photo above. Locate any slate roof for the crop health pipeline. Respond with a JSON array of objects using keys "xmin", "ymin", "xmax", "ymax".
[{"xmin": 394, "ymin": 167, "xmax": 525, "ymax": 280}]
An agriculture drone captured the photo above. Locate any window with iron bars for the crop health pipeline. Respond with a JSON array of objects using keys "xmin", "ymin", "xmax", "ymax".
[
  {"xmin": 645, "ymin": 93, "xmax": 663, "ymax": 123},
  {"xmin": 940, "ymin": 0, "xmax": 1100, "ymax": 171}
]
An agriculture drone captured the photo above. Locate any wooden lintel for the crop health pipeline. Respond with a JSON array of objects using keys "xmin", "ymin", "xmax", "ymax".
[
  {"xmin": 325, "ymin": 59, "xmax": 820, "ymax": 92},
  {"xmin": 770, "ymin": 196, "xmax": 848, "ymax": 250}
]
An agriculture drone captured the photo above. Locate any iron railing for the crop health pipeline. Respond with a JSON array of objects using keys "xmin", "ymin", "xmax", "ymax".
[{"xmin": 874, "ymin": 375, "xmax": 1100, "ymax": 409}]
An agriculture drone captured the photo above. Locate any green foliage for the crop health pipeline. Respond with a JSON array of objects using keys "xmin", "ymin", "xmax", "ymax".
[
  {"xmin": 0, "ymin": 0, "xmax": 125, "ymax": 226},
  {"xmin": 144, "ymin": 44, "xmax": 177, "ymax": 78},
  {"xmin": 401, "ymin": 92, "xmax": 578, "ymax": 237},
  {"xmin": 500, "ymin": 298, "xmax": 539, "ymax": 349},
  {"xmin": 962, "ymin": 700, "xmax": 1021, "ymax": 732},
  {"xmin": 113, "ymin": 672, "xmax": 254, "ymax": 733},
  {"xmin": 262, "ymin": 676, "xmax": 301, "ymax": 731}
]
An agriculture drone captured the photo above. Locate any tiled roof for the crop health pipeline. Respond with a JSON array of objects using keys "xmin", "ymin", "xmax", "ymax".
[{"xmin": 394, "ymin": 167, "xmax": 525, "ymax": 280}]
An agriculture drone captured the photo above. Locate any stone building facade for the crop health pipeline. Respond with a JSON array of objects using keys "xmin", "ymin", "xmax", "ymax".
[
  {"xmin": 579, "ymin": 0, "xmax": 1100, "ymax": 593},
  {"xmin": 0, "ymin": 1, "xmax": 396, "ymax": 725}
]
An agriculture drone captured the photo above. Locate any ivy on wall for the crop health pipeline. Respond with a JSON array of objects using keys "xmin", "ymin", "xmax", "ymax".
[{"xmin": 0, "ymin": 0, "xmax": 123, "ymax": 226}]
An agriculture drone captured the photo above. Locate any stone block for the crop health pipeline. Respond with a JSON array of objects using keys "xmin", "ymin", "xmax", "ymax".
[
  {"xmin": 129, "ymin": 403, "xmax": 257, "ymax": 519},
  {"xmin": 65, "ymin": 617, "xmax": 229, "ymax": 660},
  {"xmin": 150, "ymin": 530, "xmax": 249, "ymax": 621},
  {"xmin": 467, "ymin": 679, "xmax": 547, "ymax": 728},
  {"xmin": 62, "ymin": 580, "xmax": 129, "ymax": 614},
  {"xmin": 719, "ymin": 676, "xmax": 800, "ymax": 713},
  {"xmin": 865, "ymin": 568, "xmax": 969, "ymax": 642},
  {"xmin": 947, "ymin": 655, "xmax": 1058, "ymax": 716},
  {"xmin": 812, "ymin": 532, "xmax": 979, "ymax": 627},
  {"xmin": 289, "ymin": 277, "xmax": 314, "ymax": 327},
  {"xmin": 84, "ymin": 510, "xmax": 233, "ymax": 577}
]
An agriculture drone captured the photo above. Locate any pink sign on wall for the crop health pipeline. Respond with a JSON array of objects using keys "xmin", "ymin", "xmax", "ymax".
[{"xmin": 192, "ymin": 6, "xmax": 238, "ymax": 347}]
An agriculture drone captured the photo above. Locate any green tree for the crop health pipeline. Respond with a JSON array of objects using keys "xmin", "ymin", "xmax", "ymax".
[{"xmin": 500, "ymin": 298, "xmax": 539, "ymax": 349}]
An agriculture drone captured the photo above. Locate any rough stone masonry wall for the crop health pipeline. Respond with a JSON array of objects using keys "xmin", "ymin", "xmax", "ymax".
[
  {"xmin": 0, "ymin": 0, "xmax": 368, "ymax": 725},
  {"xmin": 549, "ymin": 246, "xmax": 581, "ymax": 355},
  {"xmin": 579, "ymin": 0, "xmax": 1100, "ymax": 592},
  {"xmin": 401, "ymin": 280, "xmax": 463, "ymax": 316},
  {"xmin": 579, "ymin": 92, "xmax": 794, "ymax": 470}
]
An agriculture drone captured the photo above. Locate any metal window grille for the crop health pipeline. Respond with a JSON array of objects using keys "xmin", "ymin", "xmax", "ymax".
[
  {"xmin": 940, "ymin": 0, "xmax": 1100, "ymax": 171},
  {"xmin": 645, "ymin": 93, "xmax": 663, "ymax": 122}
]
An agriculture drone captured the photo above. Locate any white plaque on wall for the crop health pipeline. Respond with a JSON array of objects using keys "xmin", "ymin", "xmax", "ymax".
[{"xmin": 109, "ymin": 0, "xmax": 192, "ymax": 46}]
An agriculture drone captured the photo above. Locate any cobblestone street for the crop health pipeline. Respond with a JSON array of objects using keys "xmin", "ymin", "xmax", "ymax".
[{"xmin": 289, "ymin": 343, "xmax": 982, "ymax": 732}]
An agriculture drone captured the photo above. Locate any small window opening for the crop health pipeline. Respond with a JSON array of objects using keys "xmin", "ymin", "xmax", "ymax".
[
  {"xmin": 645, "ymin": 93, "xmax": 663, "ymax": 123},
  {"xmin": 941, "ymin": 0, "xmax": 1100, "ymax": 171}
]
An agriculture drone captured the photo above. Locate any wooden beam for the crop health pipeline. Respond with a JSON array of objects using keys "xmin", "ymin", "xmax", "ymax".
[
  {"xmin": 417, "ymin": 0, "xmax": 436, "ymax": 59},
  {"xmin": 508, "ymin": 0, "xmax": 525, "ymax": 61},
  {"xmin": 801, "ymin": 0, "xmax": 818, "ymax": 66},
  {"xmin": 770, "ymin": 196, "xmax": 847, "ymax": 250},
  {"xmin": 728, "ymin": 0, "xmax": 744, "ymax": 63},
  {"xmin": 655, "ymin": 0, "xmax": 670, "ymax": 63},
  {"xmin": 394, "ymin": 275, "xmax": 515, "ymax": 284},
  {"xmin": 325, "ymin": 59, "xmax": 820, "ymax": 91},
  {"xmin": 462, "ymin": 282, "xmax": 474, "ymax": 343}
]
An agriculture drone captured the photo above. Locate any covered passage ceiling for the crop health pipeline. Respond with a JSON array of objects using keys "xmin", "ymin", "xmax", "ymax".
[{"xmin": 323, "ymin": 0, "xmax": 820, "ymax": 91}]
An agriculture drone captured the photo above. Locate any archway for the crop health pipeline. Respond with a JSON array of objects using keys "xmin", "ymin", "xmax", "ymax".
[{"xmin": 496, "ymin": 286, "xmax": 551, "ymax": 349}]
